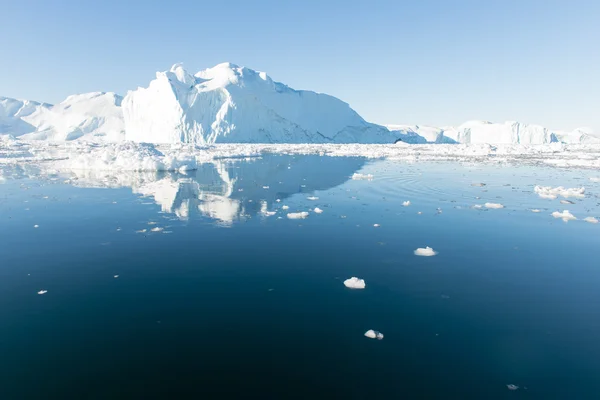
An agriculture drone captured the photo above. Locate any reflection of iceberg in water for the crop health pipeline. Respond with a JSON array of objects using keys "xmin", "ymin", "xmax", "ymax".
[{"xmin": 62, "ymin": 154, "xmax": 366, "ymax": 224}]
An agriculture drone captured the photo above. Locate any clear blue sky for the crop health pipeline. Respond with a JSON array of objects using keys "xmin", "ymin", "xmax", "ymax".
[{"xmin": 2, "ymin": 0, "xmax": 598, "ymax": 131}]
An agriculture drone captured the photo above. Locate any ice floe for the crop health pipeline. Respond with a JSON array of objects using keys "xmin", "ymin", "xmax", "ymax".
[
  {"xmin": 531, "ymin": 209, "xmax": 541, "ymax": 213},
  {"xmin": 484, "ymin": 202, "xmax": 504, "ymax": 209},
  {"xmin": 282, "ymin": 205, "xmax": 289, "ymax": 210},
  {"xmin": 414, "ymin": 247, "xmax": 438, "ymax": 256},
  {"xmin": 373, "ymin": 223, "xmax": 380, "ymax": 227},
  {"xmin": 402, "ymin": 200, "xmax": 411, "ymax": 206},
  {"xmin": 534, "ymin": 185, "xmax": 585, "ymax": 199},
  {"xmin": 506, "ymin": 384, "xmax": 519, "ymax": 391},
  {"xmin": 584, "ymin": 216, "xmax": 598, "ymax": 224},
  {"xmin": 306, "ymin": 196, "xmax": 319, "ymax": 200},
  {"xmin": 364, "ymin": 330, "xmax": 384, "ymax": 340},
  {"xmin": 313, "ymin": 207, "xmax": 324, "ymax": 213},
  {"xmin": 150, "ymin": 227, "xmax": 164, "ymax": 232},
  {"xmin": 37, "ymin": 290, "xmax": 47, "ymax": 295},
  {"xmin": 344, "ymin": 277, "xmax": 366, "ymax": 289},
  {"xmin": 352, "ymin": 173, "xmax": 374, "ymax": 180},
  {"xmin": 287, "ymin": 212, "xmax": 309, "ymax": 219},
  {"xmin": 551, "ymin": 210, "xmax": 577, "ymax": 221}
]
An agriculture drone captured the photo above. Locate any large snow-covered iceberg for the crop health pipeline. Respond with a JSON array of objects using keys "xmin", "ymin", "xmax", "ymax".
[
  {"xmin": 0, "ymin": 93, "xmax": 124, "ymax": 142},
  {"xmin": 122, "ymin": 63, "xmax": 395, "ymax": 145}
]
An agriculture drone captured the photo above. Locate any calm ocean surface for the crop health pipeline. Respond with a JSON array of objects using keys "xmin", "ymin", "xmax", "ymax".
[{"xmin": 1, "ymin": 155, "xmax": 600, "ymax": 399}]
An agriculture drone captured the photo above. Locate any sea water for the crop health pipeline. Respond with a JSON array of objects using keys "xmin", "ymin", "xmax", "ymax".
[{"xmin": 1, "ymin": 155, "xmax": 599, "ymax": 399}]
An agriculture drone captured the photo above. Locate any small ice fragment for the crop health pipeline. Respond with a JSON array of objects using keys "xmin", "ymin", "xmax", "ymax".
[
  {"xmin": 584, "ymin": 217, "xmax": 598, "ymax": 224},
  {"xmin": 373, "ymin": 224, "xmax": 380, "ymax": 227},
  {"xmin": 471, "ymin": 183, "xmax": 486, "ymax": 187},
  {"xmin": 276, "ymin": 199, "xmax": 281, "ymax": 202},
  {"xmin": 352, "ymin": 173, "xmax": 374, "ymax": 180},
  {"xmin": 33, "ymin": 225, "xmax": 39, "ymax": 228},
  {"xmin": 531, "ymin": 209, "xmax": 541, "ymax": 213},
  {"xmin": 364, "ymin": 330, "xmax": 384, "ymax": 340},
  {"xmin": 590, "ymin": 177, "xmax": 600, "ymax": 182},
  {"xmin": 344, "ymin": 277, "xmax": 366, "ymax": 289},
  {"xmin": 560, "ymin": 200, "xmax": 574, "ymax": 205},
  {"xmin": 116, "ymin": 227, "xmax": 122, "ymax": 231},
  {"xmin": 287, "ymin": 212, "xmax": 309, "ymax": 219},
  {"xmin": 136, "ymin": 229, "xmax": 147, "ymax": 233},
  {"xmin": 484, "ymin": 202, "xmax": 504, "ymax": 209},
  {"xmin": 238, "ymin": 188, "xmax": 244, "ymax": 192},
  {"xmin": 301, "ymin": 185, "xmax": 306, "ymax": 188},
  {"xmin": 473, "ymin": 204, "xmax": 483, "ymax": 209},
  {"xmin": 37, "ymin": 290, "xmax": 47, "ymax": 295},
  {"xmin": 403, "ymin": 201, "xmax": 411, "ymax": 206},
  {"xmin": 417, "ymin": 211, "xmax": 422, "ymax": 215},
  {"xmin": 282, "ymin": 205, "xmax": 289, "ymax": 210},
  {"xmin": 148, "ymin": 221, "xmax": 157, "ymax": 225},
  {"xmin": 414, "ymin": 247, "xmax": 438, "ymax": 256},
  {"xmin": 307, "ymin": 196, "xmax": 319, "ymax": 200},
  {"xmin": 551, "ymin": 210, "xmax": 577, "ymax": 221},
  {"xmin": 314, "ymin": 207, "xmax": 324, "ymax": 214},
  {"xmin": 114, "ymin": 275, "xmax": 119, "ymax": 278},
  {"xmin": 506, "ymin": 384, "xmax": 519, "ymax": 391},
  {"xmin": 263, "ymin": 211, "xmax": 276, "ymax": 217},
  {"xmin": 112, "ymin": 201, "xmax": 117, "ymax": 204},
  {"xmin": 262, "ymin": 186, "xmax": 269, "ymax": 189},
  {"xmin": 151, "ymin": 227, "xmax": 164, "ymax": 232}
]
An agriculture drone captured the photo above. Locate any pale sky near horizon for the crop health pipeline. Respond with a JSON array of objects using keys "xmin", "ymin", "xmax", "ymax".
[{"xmin": 1, "ymin": 0, "xmax": 598, "ymax": 131}]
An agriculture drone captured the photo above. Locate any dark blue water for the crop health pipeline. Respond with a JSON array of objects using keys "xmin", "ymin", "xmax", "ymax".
[{"xmin": 1, "ymin": 156, "xmax": 600, "ymax": 399}]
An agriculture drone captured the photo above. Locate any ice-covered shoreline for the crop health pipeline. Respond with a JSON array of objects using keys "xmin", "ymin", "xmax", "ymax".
[{"xmin": 1, "ymin": 138, "xmax": 600, "ymax": 171}]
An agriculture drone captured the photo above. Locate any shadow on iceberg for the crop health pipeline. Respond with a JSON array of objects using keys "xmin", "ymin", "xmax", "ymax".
[{"xmin": 64, "ymin": 154, "xmax": 366, "ymax": 225}]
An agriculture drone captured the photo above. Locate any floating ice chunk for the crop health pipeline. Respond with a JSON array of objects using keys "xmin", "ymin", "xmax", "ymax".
[
  {"xmin": 471, "ymin": 183, "xmax": 486, "ymax": 187},
  {"xmin": 417, "ymin": 211, "xmax": 422, "ymax": 215},
  {"xmin": 352, "ymin": 173, "xmax": 374, "ymax": 180},
  {"xmin": 136, "ymin": 229, "xmax": 147, "ymax": 233},
  {"xmin": 584, "ymin": 217, "xmax": 598, "ymax": 224},
  {"xmin": 37, "ymin": 290, "xmax": 47, "ymax": 295},
  {"xmin": 531, "ymin": 209, "xmax": 541, "ymax": 213},
  {"xmin": 506, "ymin": 384, "xmax": 519, "ymax": 391},
  {"xmin": 473, "ymin": 205, "xmax": 483, "ymax": 209},
  {"xmin": 287, "ymin": 212, "xmax": 309, "ymax": 219},
  {"xmin": 282, "ymin": 205, "xmax": 289, "ymax": 210},
  {"xmin": 33, "ymin": 225, "xmax": 39, "ymax": 228},
  {"xmin": 344, "ymin": 277, "xmax": 366, "ymax": 289},
  {"xmin": 414, "ymin": 247, "xmax": 438, "ymax": 256},
  {"xmin": 276, "ymin": 199, "xmax": 281, "ymax": 202},
  {"xmin": 551, "ymin": 210, "xmax": 577, "ymax": 221},
  {"xmin": 148, "ymin": 221, "xmax": 158, "ymax": 225},
  {"xmin": 534, "ymin": 185, "xmax": 585, "ymax": 199},
  {"xmin": 373, "ymin": 224, "xmax": 380, "ymax": 227},
  {"xmin": 262, "ymin": 186, "xmax": 269, "ymax": 189},
  {"xmin": 150, "ymin": 227, "xmax": 164, "ymax": 232},
  {"xmin": 403, "ymin": 201, "xmax": 411, "ymax": 206},
  {"xmin": 314, "ymin": 207, "xmax": 324, "ymax": 214},
  {"xmin": 307, "ymin": 196, "xmax": 319, "ymax": 200},
  {"xmin": 484, "ymin": 202, "xmax": 504, "ymax": 209},
  {"xmin": 560, "ymin": 200, "xmax": 575, "ymax": 204},
  {"xmin": 114, "ymin": 275, "xmax": 119, "ymax": 278},
  {"xmin": 364, "ymin": 330, "xmax": 384, "ymax": 340}
]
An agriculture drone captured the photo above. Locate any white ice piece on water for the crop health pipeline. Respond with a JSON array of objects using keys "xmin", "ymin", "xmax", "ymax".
[
  {"xmin": 414, "ymin": 247, "xmax": 438, "ymax": 256},
  {"xmin": 583, "ymin": 216, "xmax": 598, "ymax": 224},
  {"xmin": 343, "ymin": 277, "xmax": 366, "ymax": 289},
  {"xmin": 403, "ymin": 201, "xmax": 411, "ymax": 206},
  {"xmin": 37, "ymin": 290, "xmax": 47, "ymax": 295},
  {"xmin": 551, "ymin": 210, "xmax": 577, "ymax": 221},
  {"xmin": 352, "ymin": 173, "xmax": 374, "ymax": 180},
  {"xmin": 313, "ymin": 207, "xmax": 324, "ymax": 214},
  {"xmin": 534, "ymin": 185, "xmax": 585, "ymax": 199},
  {"xmin": 364, "ymin": 330, "xmax": 384, "ymax": 340},
  {"xmin": 484, "ymin": 202, "xmax": 504, "ymax": 209},
  {"xmin": 287, "ymin": 212, "xmax": 309, "ymax": 219}
]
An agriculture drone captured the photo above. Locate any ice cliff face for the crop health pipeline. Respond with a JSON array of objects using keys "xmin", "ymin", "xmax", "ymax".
[
  {"xmin": 122, "ymin": 63, "xmax": 395, "ymax": 144},
  {"xmin": 0, "ymin": 93, "xmax": 124, "ymax": 142}
]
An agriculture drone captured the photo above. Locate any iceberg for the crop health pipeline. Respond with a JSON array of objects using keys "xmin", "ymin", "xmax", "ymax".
[
  {"xmin": 414, "ymin": 247, "xmax": 437, "ymax": 256},
  {"xmin": 364, "ymin": 329, "xmax": 384, "ymax": 340},
  {"xmin": 122, "ymin": 63, "xmax": 395, "ymax": 145}
]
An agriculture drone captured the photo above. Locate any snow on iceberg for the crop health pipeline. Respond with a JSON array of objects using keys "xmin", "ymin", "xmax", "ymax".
[
  {"xmin": 343, "ymin": 277, "xmax": 366, "ymax": 289},
  {"xmin": 414, "ymin": 247, "xmax": 437, "ymax": 256},
  {"xmin": 534, "ymin": 186, "xmax": 585, "ymax": 199},
  {"xmin": 364, "ymin": 329, "xmax": 384, "ymax": 340},
  {"xmin": 123, "ymin": 63, "xmax": 395, "ymax": 145},
  {"xmin": 551, "ymin": 210, "xmax": 577, "ymax": 222}
]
